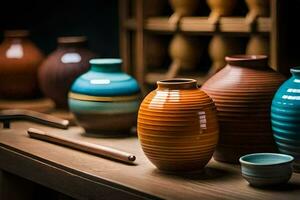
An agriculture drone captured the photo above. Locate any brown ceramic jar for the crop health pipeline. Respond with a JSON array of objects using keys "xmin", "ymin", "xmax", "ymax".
[
  {"xmin": 0, "ymin": 30, "xmax": 44, "ymax": 99},
  {"xmin": 138, "ymin": 79, "xmax": 219, "ymax": 172},
  {"xmin": 201, "ymin": 55, "xmax": 286, "ymax": 163},
  {"xmin": 38, "ymin": 36, "xmax": 96, "ymax": 108}
]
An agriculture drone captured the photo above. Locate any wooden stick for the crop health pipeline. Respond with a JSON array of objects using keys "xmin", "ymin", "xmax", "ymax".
[{"xmin": 27, "ymin": 128, "xmax": 136, "ymax": 165}]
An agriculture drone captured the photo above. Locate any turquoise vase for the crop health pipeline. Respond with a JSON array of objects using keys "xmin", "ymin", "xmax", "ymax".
[
  {"xmin": 271, "ymin": 67, "xmax": 300, "ymax": 172},
  {"xmin": 68, "ymin": 58, "xmax": 141, "ymax": 136}
]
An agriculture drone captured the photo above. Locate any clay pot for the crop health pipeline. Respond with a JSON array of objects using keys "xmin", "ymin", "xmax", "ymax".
[
  {"xmin": 207, "ymin": 0, "xmax": 237, "ymax": 23},
  {"xmin": 169, "ymin": 0, "xmax": 199, "ymax": 23},
  {"xmin": 138, "ymin": 78, "xmax": 219, "ymax": 171},
  {"xmin": 0, "ymin": 30, "xmax": 44, "ymax": 99},
  {"xmin": 38, "ymin": 36, "xmax": 96, "ymax": 108},
  {"xmin": 272, "ymin": 67, "xmax": 300, "ymax": 172},
  {"xmin": 69, "ymin": 59, "xmax": 141, "ymax": 136},
  {"xmin": 201, "ymin": 55, "xmax": 286, "ymax": 163},
  {"xmin": 169, "ymin": 34, "xmax": 203, "ymax": 71},
  {"xmin": 246, "ymin": 34, "xmax": 269, "ymax": 56},
  {"xmin": 245, "ymin": 0, "xmax": 270, "ymax": 24},
  {"xmin": 208, "ymin": 35, "xmax": 244, "ymax": 75}
]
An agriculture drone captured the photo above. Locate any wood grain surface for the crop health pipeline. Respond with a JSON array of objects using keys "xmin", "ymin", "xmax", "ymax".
[{"xmin": 0, "ymin": 121, "xmax": 300, "ymax": 200}]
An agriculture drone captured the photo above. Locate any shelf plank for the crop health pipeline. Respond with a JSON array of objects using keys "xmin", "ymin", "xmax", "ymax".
[{"xmin": 124, "ymin": 17, "xmax": 271, "ymax": 34}]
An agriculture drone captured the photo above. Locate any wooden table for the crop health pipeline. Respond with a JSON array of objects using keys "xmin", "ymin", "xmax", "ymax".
[{"xmin": 0, "ymin": 121, "xmax": 300, "ymax": 200}]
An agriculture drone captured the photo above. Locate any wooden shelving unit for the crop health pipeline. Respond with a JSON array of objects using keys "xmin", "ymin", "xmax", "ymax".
[{"xmin": 119, "ymin": 0, "xmax": 288, "ymax": 93}]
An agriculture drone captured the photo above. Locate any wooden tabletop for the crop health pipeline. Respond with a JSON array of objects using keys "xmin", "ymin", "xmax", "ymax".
[{"xmin": 0, "ymin": 121, "xmax": 300, "ymax": 200}]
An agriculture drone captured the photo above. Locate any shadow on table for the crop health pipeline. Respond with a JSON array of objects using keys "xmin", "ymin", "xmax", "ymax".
[
  {"xmin": 151, "ymin": 166, "xmax": 236, "ymax": 182},
  {"xmin": 249, "ymin": 182, "xmax": 300, "ymax": 192}
]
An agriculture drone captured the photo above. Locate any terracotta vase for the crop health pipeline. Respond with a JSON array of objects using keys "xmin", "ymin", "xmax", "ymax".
[
  {"xmin": 201, "ymin": 55, "xmax": 286, "ymax": 163},
  {"xmin": 138, "ymin": 79, "xmax": 219, "ymax": 171},
  {"xmin": 245, "ymin": 0, "xmax": 270, "ymax": 24},
  {"xmin": 208, "ymin": 35, "xmax": 244, "ymax": 75},
  {"xmin": 69, "ymin": 59, "xmax": 141, "ymax": 136},
  {"xmin": 207, "ymin": 0, "xmax": 237, "ymax": 23},
  {"xmin": 0, "ymin": 30, "xmax": 44, "ymax": 99},
  {"xmin": 169, "ymin": 0, "xmax": 199, "ymax": 23},
  {"xmin": 169, "ymin": 34, "xmax": 203, "ymax": 71},
  {"xmin": 38, "ymin": 36, "xmax": 96, "ymax": 108},
  {"xmin": 272, "ymin": 67, "xmax": 300, "ymax": 172}
]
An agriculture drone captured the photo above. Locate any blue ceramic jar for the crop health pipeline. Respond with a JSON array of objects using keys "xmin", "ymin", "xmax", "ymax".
[
  {"xmin": 271, "ymin": 67, "xmax": 300, "ymax": 172},
  {"xmin": 68, "ymin": 58, "xmax": 141, "ymax": 135}
]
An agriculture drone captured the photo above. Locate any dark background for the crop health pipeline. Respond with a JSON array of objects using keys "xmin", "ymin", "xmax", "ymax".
[{"xmin": 0, "ymin": 0, "xmax": 119, "ymax": 57}]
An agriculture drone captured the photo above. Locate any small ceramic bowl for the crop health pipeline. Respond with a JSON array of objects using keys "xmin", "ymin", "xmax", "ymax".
[{"xmin": 239, "ymin": 153, "xmax": 294, "ymax": 187}]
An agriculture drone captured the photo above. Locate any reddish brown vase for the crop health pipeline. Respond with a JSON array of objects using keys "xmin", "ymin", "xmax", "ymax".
[
  {"xmin": 0, "ymin": 30, "xmax": 44, "ymax": 99},
  {"xmin": 38, "ymin": 36, "xmax": 96, "ymax": 108},
  {"xmin": 201, "ymin": 55, "xmax": 286, "ymax": 163},
  {"xmin": 138, "ymin": 79, "xmax": 219, "ymax": 171}
]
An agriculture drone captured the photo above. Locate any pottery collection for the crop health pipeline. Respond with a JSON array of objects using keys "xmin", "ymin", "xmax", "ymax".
[
  {"xmin": 202, "ymin": 55, "xmax": 286, "ymax": 163},
  {"xmin": 0, "ymin": 30, "xmax": 44, "ymax": 99},
  {"xmin": 38, "ymin": 36, "xmax": 96, "ymax": 108},
  {"xmin": 137, "ymin": 79, "xmax": 219, "ymax": 171},
  {"xmin": 272, "ymin": 67, "xmax": 300, "ymax": 172},
  {"xmin": 68, "ymin": 58, "xmax": 141, "ymax": 135}
]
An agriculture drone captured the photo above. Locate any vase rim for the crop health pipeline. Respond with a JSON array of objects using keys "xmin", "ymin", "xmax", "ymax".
[
  {"xmin": 89, "ymin": 58, "xmax": 122, "ymax": 65},
  {"xmin": 157, "ymin": 78, "xmax": 198, "ymax": 89},
  {"xmin": 226, "ymin": 55, "xmax": 268, "ymax": 62},
  {"xmin": 58, "ymin": 36, "xmax": 87, "ymax": 44},
  {"xmin": 4, "ymin": 30, "xmax": 29, "ymax": 38},
  {"xmin": 291, "ymin": 67, "xmax": 300, "ymax": 74}
]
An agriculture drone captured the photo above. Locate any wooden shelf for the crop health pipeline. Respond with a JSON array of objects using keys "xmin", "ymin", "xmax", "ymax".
[
  {"xmin": 124, "ymin": 17, "xmax": 271, "ymax": 34},
  {"xmin": 145, "ymin": 70, "xmax": 208, "ymax": 86}
]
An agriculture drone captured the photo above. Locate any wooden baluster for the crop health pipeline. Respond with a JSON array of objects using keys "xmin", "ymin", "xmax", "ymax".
[
  {"xmin": 207, "ymin": 0, "xmax": 237, "ymax": 24},
  {"xmin": 245, "ymin": 0, "xmax": 270, "ymax": 25},
  {"xmin": 208, "ymin": 34, "xmax": 244, "ymax": 76},
  {"xmin": 169, "ymin": 0, "xmax": 200, "ymax": 24}
]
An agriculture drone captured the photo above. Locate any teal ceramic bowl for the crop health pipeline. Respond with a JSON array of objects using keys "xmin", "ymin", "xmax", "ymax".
[{"xmin": 239, "ymin": 153, "xmax": 294, "ymax": 187}]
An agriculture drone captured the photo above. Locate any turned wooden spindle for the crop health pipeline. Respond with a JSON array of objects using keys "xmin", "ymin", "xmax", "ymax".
[
  {"xmin": 245, "ymin": 0, "xmax": 270, "ymax": 25},
  {"xmin": 207, "ymin": 0, "xmax": 237, "ymax": 24},
  {"xmin": 167, "ymin": 34, "xmax": 203, "ymax": 79},
  {"xmin": 169, "ymin": 0, "xmax": 199, "ymax": 24},
  {"xmin": 208, "ymin": 34, "xmax": 244, "ymax": 76},
  {"xmin": 246, "ymin": 34, "xmax": 269, "ymax": 55},
  {"xmin": 145, "ymin": 36, "xmax": 167, "ymax": 69}
]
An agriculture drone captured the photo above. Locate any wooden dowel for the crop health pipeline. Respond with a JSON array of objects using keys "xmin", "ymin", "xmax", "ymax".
[{"xmin": 27, "ymin": 128, "xmax": 136, "ymax": 165}]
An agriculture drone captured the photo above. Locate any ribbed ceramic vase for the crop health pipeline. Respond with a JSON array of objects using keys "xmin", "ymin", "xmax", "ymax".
[
  {"xmin": 272, "ymin": 67, "xmax": 300, "ymax": 172},
  {"xmin": 0, "ymin": 30, "xmax": 44, "ymax": 99},
  {"xmin": 138, "ymin": 79, "xmax": 219, "ymax": 172},
  {"xmin": 39, "ymin": 36, "xmax": 96, "ymax": 108},
  {"xmin": 202, "ymin": 55, "xmax": 286, "ymax": 163},
  {"xmin": 69, "ymin": 59, "xmax": 140, "ymax": 136}
]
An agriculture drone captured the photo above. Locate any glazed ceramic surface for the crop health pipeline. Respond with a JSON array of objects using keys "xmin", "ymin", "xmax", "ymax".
[
  {"xmin": 0, "ymin": 30, "xmax": 44, "ymax": 99},
  {"xmin": 38, "ymin": 36, "xmax": 96, "ymax": 108},
  {"xmin": 69, "ymin": 59, "xmax": 140, "ymax": 135},
  {"xmin": 272, "ymin": 67, "xmax": 300, "ymax": 172},
  {"xmin": 239, "ymin": 153, "xmax": 294, "ymax": 187},
  {"xmin": 138, "ymin": 79, "xmax": 219, "ymax": 172},
  {"xmin": 202, "ymin": 55, "xmax": 286, "ymax": 163}
]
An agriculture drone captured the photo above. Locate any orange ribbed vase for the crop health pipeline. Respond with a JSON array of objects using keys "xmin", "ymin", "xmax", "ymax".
[
  {"xmin": 201, "ymin": 55, "xmax": 286, "ymax": 163},
  {"xmin": 138, "ymin": 79, "xmax": 219, "ymax": 171}
]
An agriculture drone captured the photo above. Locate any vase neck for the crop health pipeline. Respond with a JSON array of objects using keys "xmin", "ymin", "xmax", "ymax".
[
  {"xmin": 90, "ymin": 59, "xmax": 122, "ymax": 73},
  {"xmin": 157, "ymin": 79, "xmax": 198, "ymax": 90},
  {"xmin": 291, "ymin": 67, "xmax": 300, "ymax": 78},
  {"xmin": 57, "ymin": 36, "xmax": 88, "ymax": 48},
  {"xmin": 226, "ymin": 55, "xmax": 269, "ymax": 69}
]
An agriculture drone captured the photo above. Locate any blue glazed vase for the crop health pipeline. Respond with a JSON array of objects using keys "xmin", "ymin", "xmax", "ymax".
[
  {"xmin": 271, "ymin": 67, "xmax": 300, "ymax": 172},
  {"xmin": 68, "ymin": 58, "xmax": 141, "ymax": 135}
]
